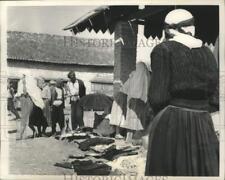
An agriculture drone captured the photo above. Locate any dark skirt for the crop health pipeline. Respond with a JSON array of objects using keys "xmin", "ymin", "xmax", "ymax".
[
  {"xmin": 29, "ymin": 105, "xmax": 48, "ymax": 127},
  {"xmin": 145, "ymin": 104, "xmax": 219, "ymax": 176}
]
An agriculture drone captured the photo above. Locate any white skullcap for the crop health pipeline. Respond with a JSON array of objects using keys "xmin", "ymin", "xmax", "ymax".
[{"xmin": 165, "ymin": 9, "xmax": 193, "ymax": 25}]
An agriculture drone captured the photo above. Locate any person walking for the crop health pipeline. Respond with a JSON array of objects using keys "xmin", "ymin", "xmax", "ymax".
[
  {"xmin": 145, "ymin": 9, "xmax": 219, "ymax": 176},
  {"xmin": 15, "ymin": 74, "xmax": 45, "ymax": 140}
]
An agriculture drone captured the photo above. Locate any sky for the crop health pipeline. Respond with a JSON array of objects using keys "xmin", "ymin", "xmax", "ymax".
[{"xmin": 7, "ymin": 6, "xmax": 114, "ymax": 39}]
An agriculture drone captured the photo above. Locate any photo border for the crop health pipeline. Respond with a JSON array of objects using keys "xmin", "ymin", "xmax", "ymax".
[{"xmin": 1, "ymin": 0, "xmax": 224, "ymax": 180}]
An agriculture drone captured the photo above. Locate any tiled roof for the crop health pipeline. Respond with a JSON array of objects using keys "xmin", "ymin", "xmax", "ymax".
[{"xmin": 7, "ymin": 31, "xmax": 114, "ymax": 66}]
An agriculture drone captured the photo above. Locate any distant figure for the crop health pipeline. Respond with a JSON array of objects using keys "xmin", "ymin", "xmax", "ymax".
[
  {"xmin": 15, "ymin": 74, "xmax": 45, "ymax": 140},
  {"xmin": 51, "ymin": 79, "xmax": 65, "ymax": 135},
  {"xmin": 7, "ymin": 81, "xmax": 20, "ymax": 119},
  {"xmin": 67, "ymin": 71, "xmax": 86, "ymax": 130},
  {"xmin": 41, "ymin": 80, "xmax": 52, "ymax": 128}
]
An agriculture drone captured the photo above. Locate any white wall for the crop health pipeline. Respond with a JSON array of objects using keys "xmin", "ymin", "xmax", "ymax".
[{"xmin": 7, "ymin": 64, "xmax": 113, "ymax": 95}]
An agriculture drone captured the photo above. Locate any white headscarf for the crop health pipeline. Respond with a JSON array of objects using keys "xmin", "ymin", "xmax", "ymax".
[
  {"xmin": 164, "ymin": 9, "xmax": 203, "ymax": 49},
  {"xmin": 16, "ymin": 74, "xmax": 45, "ymax": 109}
]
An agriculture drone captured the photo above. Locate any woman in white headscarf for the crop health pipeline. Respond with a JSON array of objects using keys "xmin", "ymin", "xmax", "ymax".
[
  {"xmin": 16, "ymin": 74, "xmax": 45, "ymax": 139},
  {"xmin": 145, "ymin": 9, "xmax": 219, "ymax": 176}
]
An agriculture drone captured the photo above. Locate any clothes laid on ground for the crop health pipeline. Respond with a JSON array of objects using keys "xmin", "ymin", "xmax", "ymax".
[
  {"xmin": 72, "ymin": 159, "xmax": 112, "ymax": 175},
  {"xmin": 79, "ymin": 137, "xmax": 115, "ymax": 151},
  {"xmin": 108, "ymin": 152, "xmax": 146, "ymax": 176},
  {"xmin": 99, "ymin": 145, "xmax": 139, "ymax": 161},
  {"xmin": 55, "ymin": 162, "xmax": 74, "ymax": 169},
  {"xmin": 68, "ymin": 153, "xmax": 86, "ymax": 159},
  {"xmin": 58, "ymin": 132, "xmax": 89, "ymax": 141},
  {"xmin": 55, "ymin": 136, "xmax": 141, "ymax": 175},
  {"xmin": 145, "ymin": 40, "xmax": 219, "ymax": 176}
]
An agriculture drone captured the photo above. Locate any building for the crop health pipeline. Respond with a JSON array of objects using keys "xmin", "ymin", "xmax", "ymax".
[
  {"xmin": 63, "ymin": 6, "xmax": 218, "ymax": 95},
  {"xmin": 7, "ymin": 31, "xmax": 114, "ymax": 95},
  {"xmin": 90, "ymin": 74, "xmax": 114, "ymax": 97}
]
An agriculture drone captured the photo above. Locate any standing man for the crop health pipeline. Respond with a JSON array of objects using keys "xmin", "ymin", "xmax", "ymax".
[
  {"xmin": 67, "ymin": 71, "xmax": 86, "ymax": 130},
  {"xmin": 51, "ymin": 79, "xmax": 65, "ymax": 135},
  {"xmin": 41, "ymin": 80, "xmax": 52, "ymax": 129}
]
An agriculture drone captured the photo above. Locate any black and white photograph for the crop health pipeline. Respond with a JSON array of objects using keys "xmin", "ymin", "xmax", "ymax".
[{"xmin": 0, "ymin": 0, "xmax": 224, "ymax": 179}]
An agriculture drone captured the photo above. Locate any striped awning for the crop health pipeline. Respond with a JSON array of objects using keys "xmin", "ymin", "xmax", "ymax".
[{"xmin": 64, "ymin": 5, "xmax": 219, "ymax": 44}]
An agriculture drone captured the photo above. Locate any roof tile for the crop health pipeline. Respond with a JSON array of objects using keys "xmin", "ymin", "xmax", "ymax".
[{"xmin": 7, "ymin": 31, "xmax": 114, "ymax": 66}]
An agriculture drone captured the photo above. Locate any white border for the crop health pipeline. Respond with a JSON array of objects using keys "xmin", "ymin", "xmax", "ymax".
[{"xmin": 1, "ymin": 1, "xmax": 224, "ymax": 180}]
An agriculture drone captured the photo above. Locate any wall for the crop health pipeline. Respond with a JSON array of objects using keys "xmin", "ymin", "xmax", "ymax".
[{"xmin": 7, "ymin": 60, "xmax": 113, "ymax": 94}]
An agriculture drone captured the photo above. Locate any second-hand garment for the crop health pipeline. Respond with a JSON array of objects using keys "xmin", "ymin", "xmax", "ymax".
[
  {"xmin": 120, "ymin": 62, "xmax": 151, "ymax": 131},
  {"xmin": 145, "ymin": 39, "xmax": 219, "ymax": 175},
  {"xmin": 72, "ymin": 159, "xmax": 112, "ymax": 175},
  {"xmin": 79, "ymin": 137, "xmax": 115, "ymax": 151}
]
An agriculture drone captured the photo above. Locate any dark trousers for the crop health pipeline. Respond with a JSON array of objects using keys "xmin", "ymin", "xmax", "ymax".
[
  {"xmin": 52, "ymin": 105, "xmax": 65, "ymax": 134},
  {"xmin": 71, "ymin": 100, "xmax": 84, "ymax": 130}
]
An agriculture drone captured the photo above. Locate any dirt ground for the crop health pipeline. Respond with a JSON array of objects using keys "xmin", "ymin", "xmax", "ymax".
[
  {"xmin": 7, "ymin": 113, "xmax": 146, "ymax": 176},
  {"xmin": 8, "ymin": 118, "xmax": 79, "ymax": 175},
  {"xmin": 7, "ymin": 108, "xmax": 220, "ymax": 176}
]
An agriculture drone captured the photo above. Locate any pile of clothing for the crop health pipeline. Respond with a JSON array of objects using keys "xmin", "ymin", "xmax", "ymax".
[{"xmin": 54, "ymin": 129, "xmax": 140, "ymax": 175}]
